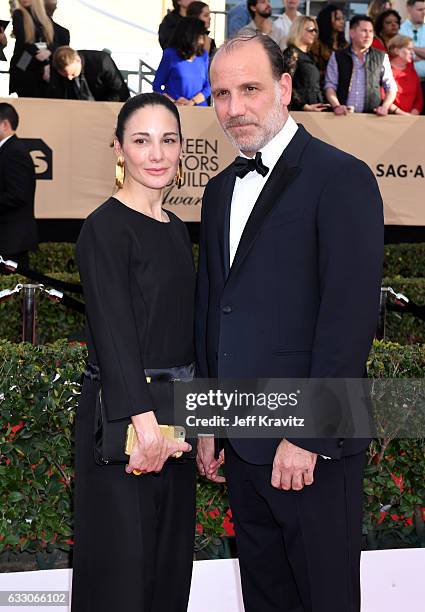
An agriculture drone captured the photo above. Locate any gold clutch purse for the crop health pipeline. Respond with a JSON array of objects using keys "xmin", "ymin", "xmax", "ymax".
[{"xmin": 125, "ymin": 424, "xmax": 187, "ymax": 459}]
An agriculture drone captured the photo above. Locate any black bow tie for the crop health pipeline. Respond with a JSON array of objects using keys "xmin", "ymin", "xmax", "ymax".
[{"xmin": 233, "ymin": 152, "xmax": 269, "ymax": 179}]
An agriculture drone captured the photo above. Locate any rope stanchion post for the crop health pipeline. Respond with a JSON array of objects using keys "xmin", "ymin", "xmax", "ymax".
[
  {"xmin": 377, "ymin": 287, "xmax": 389, "ymax": 340},
  {"xmin": 22, "ymin": 284, "xmax": 39, "ymax": 344}
]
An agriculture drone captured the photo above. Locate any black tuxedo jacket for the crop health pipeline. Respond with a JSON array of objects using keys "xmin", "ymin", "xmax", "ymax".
[
  {"xmin": 52, "ymin": 19, "xmax": 70, "ymax": 47},
  {"xmin": 48, "ymin": 50, "xmax": 130, "ymax": 102},
  {"xmin": 0, "ymin": 134, "xmax": 37, "ymax": 255},
  {"xmin": 195, "ymin": 124, "xmax": 384, "ymax": 463}
]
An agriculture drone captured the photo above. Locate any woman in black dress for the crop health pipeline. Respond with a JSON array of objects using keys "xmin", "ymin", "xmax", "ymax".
[
  {"xmin": 283, "ymin": 16, "xmax": 330, "ymax": 112},
  {"xmin": 72, "ymin": 93, "xmax": 196, "ymax": 612},
  {"xmin": 10, "ymin": 0, "xmax": 56, "ymax": 97}
]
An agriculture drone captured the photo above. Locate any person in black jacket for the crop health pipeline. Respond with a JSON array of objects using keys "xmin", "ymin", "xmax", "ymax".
[
  {"xmin": 158, "ymin": 0, "xmax": 194, "ymax": 49},
  {"xmin": 71, "ymin": 93, "xmax": 195, "ymax": 612},
  {"xmin": 9, "ymin": 0, "xmax": 57, "ymax": 98},
  {"xmin": 283, "ymin": 15, "xmax": 330, "ymax": 111},
  {"xmin": 0, "ymin": 103, "xmax": 37, "ymax": 269},
  {"xmin": 44, "ymin": 0, "xmax": 70, "ymax": 47},
  {"xmin": 196, "ymin": 32, "xmax": 384, "ymax": 612},
  {"xmin": 48, "ymin": 46, "xmax": 130, "ymax": 101}
]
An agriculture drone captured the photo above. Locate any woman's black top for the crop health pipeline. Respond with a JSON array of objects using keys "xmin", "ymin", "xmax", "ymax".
[
  {"xmin": 283, "ymin": 45, "xmax": 323, "ymax": 110},
  {"xmin": 10, "ymin": 9, "xmax": 55, "ymax": 71},
  {"xmin": 10, "ymin": 9, "xmax": 58, "ymax": 96},
  {"xmin": 76, "ymin": 197, "xmax": 196, "ymax": 422}
]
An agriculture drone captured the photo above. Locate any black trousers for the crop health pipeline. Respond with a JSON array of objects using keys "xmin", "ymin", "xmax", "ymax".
[
  {"xmin": 224, "ymin": 441, "xmax": 366, "ymax": 612},
  {"xmin": 71, "ymin": 378, "xmax": 197, "ymax": 612}
]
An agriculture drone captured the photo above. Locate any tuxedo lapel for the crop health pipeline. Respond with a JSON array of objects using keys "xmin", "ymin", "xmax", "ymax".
[
  {"xmin": 226, "ymin": 125, "xmax": 311, "ymax": 285},
  {"xmin": 227, "ymin": 156, "xmax": 299, "ymax": 284},
  {"xmin": 215, "ymin": 166, "xmax": 235, "ymax": 280}
]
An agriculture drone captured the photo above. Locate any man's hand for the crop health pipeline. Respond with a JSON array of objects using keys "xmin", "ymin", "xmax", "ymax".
[
  {"xmin": 271, "ymin": 439, "xmax": 317, "ymax": 491},
  {"xmin": 374, "ymin": 105, "xmax": 389, "ymax": 116},
  {"xmin": 196, "ymin": 436, "xmax": 225, "ymax": 483},
  {"xmin": 333, "ymin": 104, "xmax": 349, "ymax": 115}
]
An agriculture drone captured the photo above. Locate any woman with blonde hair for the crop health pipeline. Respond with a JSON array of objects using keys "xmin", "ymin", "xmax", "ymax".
[
  {"xmin": 388, "ymin": 35, "xmax": 423, "ymax": 114},
  {"xmin": 9, "ymin": 0, "xmax": 57, "ymax": 97},
  {"xmin": 283, "ymin": 16, "xmax": 330, "ymax": 111},
  {"xmin": 368, "ymin": 0, "xmax": 392, "ymax": 22}
]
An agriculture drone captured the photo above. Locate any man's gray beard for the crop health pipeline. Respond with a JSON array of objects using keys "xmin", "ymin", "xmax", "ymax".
[{"xmin": 222, "ymin": 89, "xmax": 286, "ymax": 154}]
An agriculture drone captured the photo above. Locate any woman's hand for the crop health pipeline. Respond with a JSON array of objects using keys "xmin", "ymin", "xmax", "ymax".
[
  {"xmin": 42, "ymin": 64, "xmax": 50, "ymax": 82},
  {"xmin": 125, "ymin": 411, "xmax": 192, "ymax": 475},
  {"xmin": 303, "ymin": 103, "xmax": 330, "ymax": 112},
  {"xmin": 35, "ymin": 48, "xmax": 51, "ymax": 62},
  {"xmin": 175, "ymin": 97, "xmax": 191, "ymax": 105}
]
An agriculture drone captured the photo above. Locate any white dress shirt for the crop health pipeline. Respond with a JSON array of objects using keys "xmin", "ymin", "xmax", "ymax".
[
  {"xmin": 229, "ymin": 114, "xmax": 298, "ymax": 266},
  {"xmin": 0, "ymin": 134, "xmax": 13, "ymax": 148}
]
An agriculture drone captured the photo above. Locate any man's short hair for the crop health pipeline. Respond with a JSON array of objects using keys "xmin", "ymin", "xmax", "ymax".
[
  {"xmin": 406, "ymin": 0, "xmax": 423, "ymax": 7},
  {"xmin": 0, "ymin": 103, "xmax": 19, "ymax": 131},
  {"xmin": 52, "ymin": 46, "xmax": 79, "ymax": 72},
  {"xmin": 214, "ymin": 31, "xmax": 284, "ymax": 81},
  {"xmin": 247, "ymin": 0, "xmax": 258, "ymax": 20},
  {"xmin": 349, "ymin": 14, "xmax": 374, "ymax": 29}
]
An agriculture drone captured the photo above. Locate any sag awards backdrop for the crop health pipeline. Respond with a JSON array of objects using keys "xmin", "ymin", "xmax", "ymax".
[{"xmin": 3, "ymin": 97, "xmax": 425, "ymax": 226}]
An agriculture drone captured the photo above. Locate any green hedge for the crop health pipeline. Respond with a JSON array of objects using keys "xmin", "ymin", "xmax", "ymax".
[
  {"xmin": 26, "ymin": 242, "xmax": 425, "ymax": 279},
  {"xmin": 0, "ymin": 339, "xmax": 423, "ymax": 565},
  {"xmin": 0, "ymin": 274, "xmax": 84, "ymax": 344},
  {"xmin": 383, "ymin": 277, "xmax": 425, "ymax": 344},
  {"xmin": 29, "ymin": 244, "xmax": 77, "ymax": 275},
  {"xmin": 383, "ymin": 244, "xmax": 425, "ymax": 278},
  {"xmin": 1, "ymin": 273, "xmax": 422, "ymax": 345}
]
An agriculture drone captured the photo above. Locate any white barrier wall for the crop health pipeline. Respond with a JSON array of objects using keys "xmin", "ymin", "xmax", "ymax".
[{"xmin": 0, "ymin": 549, "xmax": 424, "ymax": 612}]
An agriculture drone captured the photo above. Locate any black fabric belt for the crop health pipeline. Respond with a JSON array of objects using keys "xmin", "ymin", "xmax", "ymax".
[{"xmin": 83, "ymin": 362, "xmax": 195, "ymax": 383}]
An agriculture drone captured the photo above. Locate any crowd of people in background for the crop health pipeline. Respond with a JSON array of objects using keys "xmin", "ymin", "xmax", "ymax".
[
  {"xmin": 1, "ymin": 0, "xmax": 128, "ymax": 101},
  {"xmin": 157, "ymin": 0, "xmax": 424, "ymax": 115},
  {"xmin": 0, "ymin": 0, "xmax": 423, "ymax": 115}
]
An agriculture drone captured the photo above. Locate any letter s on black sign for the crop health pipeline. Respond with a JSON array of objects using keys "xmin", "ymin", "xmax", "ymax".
[{"xmin": 20, "ymin": 138, "xmax": 53, "ymax": 180}]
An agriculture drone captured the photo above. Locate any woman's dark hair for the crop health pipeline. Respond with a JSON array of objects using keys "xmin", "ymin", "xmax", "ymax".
[
  {"xmin": 172, "ymin": 0, "xmax": 180, "ymax": 10},
  {"xmin": 169, "ymin": 16, "xmax": 207, "ymax": 59},
  {"xmin": 316, "ymin": 4, "xmax": 346, "ymax": 49},
  {"xmin": 115, "ymin": 93, "xmax": 182, "ymax": 145},
  {"xmin": 374, "ymin": 9, "xmax": 401, "ymax": 38},
  {"xmin": 186, "ymin": 1, "xmax": 208, "ymax": 18}
]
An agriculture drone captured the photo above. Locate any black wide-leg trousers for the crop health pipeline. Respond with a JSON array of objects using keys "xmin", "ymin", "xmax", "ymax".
[
  {"xmin": 71, "ymin": 378, "xmax": 196, "ymax": 612},
  {"xmin": 224, "ymin": 441, "xmax": 366, "ymax": 612}
]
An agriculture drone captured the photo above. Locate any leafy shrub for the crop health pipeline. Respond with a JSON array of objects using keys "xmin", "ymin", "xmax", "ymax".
[{"xmin": 0, "ymin": 340, "xmax": 423, "ymax": 564}]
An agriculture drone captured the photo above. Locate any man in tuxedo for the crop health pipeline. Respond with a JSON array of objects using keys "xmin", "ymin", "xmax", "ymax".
[
  {"xmin": 196, "ymin": 32, "xmax": 383, "ymax": 611},
  {"xmin": 0, "ymin": 103, "xmax": 37, "ymax": 270},
  {"xmin": 48, "ymin": 46, "xmax": 130, "ymax": 102}
]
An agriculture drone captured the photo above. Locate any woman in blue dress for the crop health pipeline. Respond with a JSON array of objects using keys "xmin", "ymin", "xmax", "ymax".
[{"xmin": 153, "ymin": 17, "xmax": 211, "ymax": 107}]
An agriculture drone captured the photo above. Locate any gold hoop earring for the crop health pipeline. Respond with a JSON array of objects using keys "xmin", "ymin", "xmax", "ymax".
[
  {"xmin": 174, "ymin": 158, "xmax": 183, "ymax": 189},
  {"xmin": 115, "ymin": 156, "xmax": 125, "ymax": 189}
]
